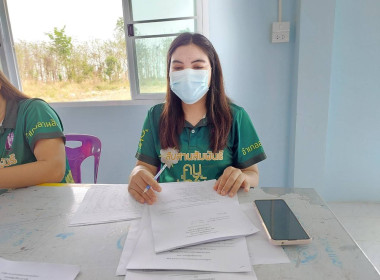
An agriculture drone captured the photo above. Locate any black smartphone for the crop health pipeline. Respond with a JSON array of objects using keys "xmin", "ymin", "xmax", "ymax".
[{"xmin": 254, "ymin": 199, "xmax": 312, "ymax": 245}]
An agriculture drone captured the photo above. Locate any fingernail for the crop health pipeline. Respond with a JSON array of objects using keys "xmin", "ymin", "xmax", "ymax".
[
  {"xmin": 229, "ymin": 192, "xmax": 234, "ymax": 197},
  {"xmin": 221, "ymin": 190, "xmax": 226, "ymax": 195}
]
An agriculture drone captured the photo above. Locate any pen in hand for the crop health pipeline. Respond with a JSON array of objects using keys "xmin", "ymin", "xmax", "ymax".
[
  {"xmin": 143, "ymin": 148, "xmax": 179, "ymax": 194},
  {"xmin": 143, "ymin": 164, "xmax": 167, "ymax": 193}
]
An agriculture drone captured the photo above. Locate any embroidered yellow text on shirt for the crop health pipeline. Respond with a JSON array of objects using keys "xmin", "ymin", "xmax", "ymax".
[
  {"xmin": 138, "ymin": 129, "xmax": 149, "ymax": 150},
  {"xmin": 242, "ymin": 141, "xmax": 262, "ymax": 155},
  {"xmin": 0, "ymin": 153, "xmax": 17, "ymax": 168},
  {"xmin": 25, "ymin": 119, "xmax": 58, "ymax": 138},
  {"xmin": 180, "ymin": 164, "xmax": 207, "ymax": 181},
  {"xmin": 163, "ymin": 150, "xmax": 224, "ymax": 161}
]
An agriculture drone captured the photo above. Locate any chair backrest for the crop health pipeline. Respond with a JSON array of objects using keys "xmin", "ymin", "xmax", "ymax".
[{"xmin": 65, "ymin": 134, "xmax": 102, "ymax": 183}]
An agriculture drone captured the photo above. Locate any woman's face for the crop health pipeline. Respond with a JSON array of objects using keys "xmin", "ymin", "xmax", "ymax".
[{"xmin": 170, "ymin": 44, "xmax": 212, "ymax": 86}]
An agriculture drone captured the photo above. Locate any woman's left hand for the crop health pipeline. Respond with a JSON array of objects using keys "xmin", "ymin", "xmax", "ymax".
[
  {"xmin": 213, "ymin": 166, "xmax": 250, "ymax": 197},
  {"xmin": 213, "ymin": 164, "xmax": 259, "ymax": 197}
]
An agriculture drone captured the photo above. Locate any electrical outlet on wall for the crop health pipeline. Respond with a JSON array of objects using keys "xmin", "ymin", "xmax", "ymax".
[{"xmin": 272, "ymin": 21, "xmax": 290, "ymax": 43}]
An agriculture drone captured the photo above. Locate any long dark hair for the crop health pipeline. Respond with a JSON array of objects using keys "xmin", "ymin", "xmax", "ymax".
[
  {"xmin": 159, "ymin": 33, "xmax": 232, "ymax": 153},
  {"xmin": 0, "ymin": 71, "xmax": 29, "ymax": 101}
]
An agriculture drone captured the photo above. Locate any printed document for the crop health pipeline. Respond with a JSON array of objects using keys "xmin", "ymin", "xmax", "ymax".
[
  {"xmin": 70, "ymin": 184, "xmax": 144, "ymax": 226},
  {"xmin": 149, "ymin": 180, "xmax": 258, "ymax": 252},
  {"xmin": 0, "ymin": 257, "xmax": 80, "ymax": 280},
  {"xmin": 126, "ymin": 209, "xmax": 253, "ymax": 272}
]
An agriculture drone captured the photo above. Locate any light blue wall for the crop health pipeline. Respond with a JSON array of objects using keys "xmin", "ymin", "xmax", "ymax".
[
  {"xmin": 208, "ymin": 0, "xmax": 297, "ymax": 188},
  {"xmin": 291, "ymin": 0, "xmax": 336, "ymax": 192},
  {"xmin": 54, "ymin": 104, "xmax": 152, "ymax": 183},
  {"xmin": 325, "ymin": 0, "xmax": 380, "ymax": 201}
]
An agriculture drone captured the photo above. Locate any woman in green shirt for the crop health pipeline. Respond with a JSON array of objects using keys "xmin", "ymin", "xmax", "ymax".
[
  {"xmin": 0, "ymin": 71, "xmax": 73, "ymax": 189},
  {"xmin": 129, "ymin": 33, "xmax": 266, "ymax": 204}
]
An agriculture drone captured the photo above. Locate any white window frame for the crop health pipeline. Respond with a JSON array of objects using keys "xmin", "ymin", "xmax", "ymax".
[
  {"xmin": 0, "ymin": 0, "xmax": 208, "ymax": 105},
  {"xmin": 0, "ymin": 0, "xmax": 22, "ymax": 89}
]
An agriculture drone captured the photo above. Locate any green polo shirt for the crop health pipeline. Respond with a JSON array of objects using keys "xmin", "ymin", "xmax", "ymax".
[
  {"xmin": 0, "ymin": 98, "xmax": 74, "ymax": 183},
  {"xmin": 135, "ymin": 103, "xmax": 266, "ymax": 183}
]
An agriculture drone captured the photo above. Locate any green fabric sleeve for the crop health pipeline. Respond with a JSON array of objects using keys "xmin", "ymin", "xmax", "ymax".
[
  {"xmin": 22, "ymin": 99, "xmax": 65, "ymax": 150},
  {"xmin": 233, "ymin": 107, "xmax": 266, "ymax": 169},
  {"xmin": 135, "ymin": 108, "xmax": 161, "ymax": 167}
]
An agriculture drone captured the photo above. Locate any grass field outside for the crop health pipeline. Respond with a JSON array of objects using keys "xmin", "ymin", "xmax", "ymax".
[
  {"xmin": 21, "ymin": 79, "xmax": 132, "ymax": 102},
  {"xmin": 21, "ymin": 78, "xmax": 167, "ymax": 102}
]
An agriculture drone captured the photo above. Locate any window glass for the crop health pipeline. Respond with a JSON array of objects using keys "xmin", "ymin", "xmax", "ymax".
[
  {"xmin": 135, "ymin": 36, "xmax": 175, "ymax": 94},
  {"xmin": 133, "ymin": 19, "xmax": 195, "ymax": 36},
  {"xmin": 4, "ymin": 0, "xmax": 205, "ymax": 102},
  {"xmin": 131, "ymin": 0, "xmax": 195, "ymax": 21},
  {"xmin": 7, "ymin": 0, "xmax": 130, "ymax": 102},
  {"xmin": 130, "ymin": 0, "xmax": 196, "ymax": 96}
]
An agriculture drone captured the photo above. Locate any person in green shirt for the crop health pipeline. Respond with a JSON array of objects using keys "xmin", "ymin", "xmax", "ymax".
[
  {"xmin": 0, "ymin": 71, "xmax": 74, "ymax": 189},
  {"xmin": 128, "ymin": 33, "xmax": 266, "ymax": 204}
]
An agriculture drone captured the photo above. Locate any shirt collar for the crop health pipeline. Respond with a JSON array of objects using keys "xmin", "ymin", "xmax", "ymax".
[
  {"xmin": 184, "ymin": 116, "xmax": 208, "ymax": 129},
  {"xmin": 2, "ymin": 99, "xmax": 19, "ymax": 129}
]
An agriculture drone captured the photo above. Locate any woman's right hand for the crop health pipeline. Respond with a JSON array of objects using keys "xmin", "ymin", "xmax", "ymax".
[{"xmin": 128, "ymin": 161, "xmax": 161, "ymax": 205}]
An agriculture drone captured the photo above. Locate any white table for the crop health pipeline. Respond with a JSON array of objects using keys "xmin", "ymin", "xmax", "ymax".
[{"xmin": 0, "ymin": 185, "xmax": 379, "ymax": 279}]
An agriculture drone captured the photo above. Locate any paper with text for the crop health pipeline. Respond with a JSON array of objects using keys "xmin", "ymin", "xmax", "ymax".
[
  {"xmin": 0, "ymin": 257, "xmax": 80, "ymax": 280},
  {"xmin": 127, "ymin": 209, "xmax": 252, "ymax": 272},
  {"xmin": 70, "ymin": 184, "xmax": 144, "ymax": 226},
  {"xmin": 149, "ymin": 180, "xmax": 259, "ymax": 252}
]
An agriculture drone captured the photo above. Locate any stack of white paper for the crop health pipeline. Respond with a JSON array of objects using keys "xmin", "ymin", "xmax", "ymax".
[
  {"xmin": 117, "ymin": 180, "xmax": 262, "ymax": 279},
  {"xmin": 127, "ymin": 210, "xmax": 253, "ymax": 272},
  {"xmin": 149, "ymin": 181, "xmax": 258, "ymax": 253},
  {"xmin": 117, "ymin": 209, "xmax": 257, "ymax": 279}
]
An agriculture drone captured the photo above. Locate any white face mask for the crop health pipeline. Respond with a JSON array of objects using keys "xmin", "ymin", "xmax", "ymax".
[{"xmin": 169, "ymin": 68, "xmax": 209, "ymax": 104}]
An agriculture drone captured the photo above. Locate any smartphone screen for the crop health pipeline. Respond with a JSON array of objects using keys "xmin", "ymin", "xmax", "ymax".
[{"xmin": 254, "ymin": 199, "xmax": 310, "ymax": 242}]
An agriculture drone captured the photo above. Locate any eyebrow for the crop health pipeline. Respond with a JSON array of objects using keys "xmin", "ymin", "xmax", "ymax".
[
  {"xmin": 191, "ymin": 59, "xmax": 207, "ymax": 64},
  {"xmin": 171, "ymin": 59, "xmax": 207, "ymax": 64},
  {"xmin": 172, "ymin": 60, "xmax": 183, "ymax": 64}
]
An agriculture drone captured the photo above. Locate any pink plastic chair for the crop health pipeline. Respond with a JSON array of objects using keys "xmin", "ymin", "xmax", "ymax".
[{"xmin": 65, "ymin": 134, "xmax": 102, "ymax": 183}]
